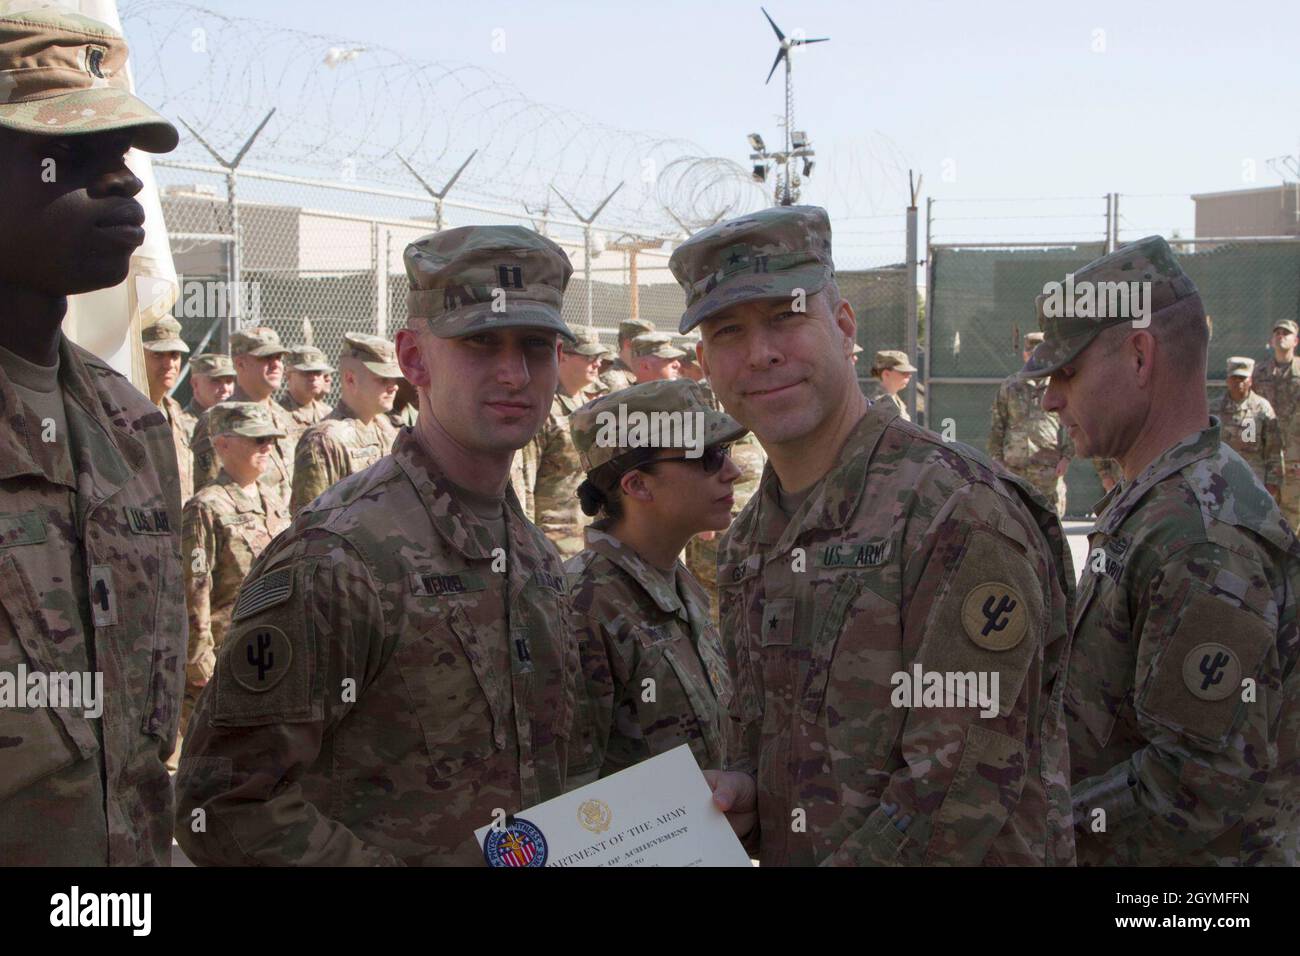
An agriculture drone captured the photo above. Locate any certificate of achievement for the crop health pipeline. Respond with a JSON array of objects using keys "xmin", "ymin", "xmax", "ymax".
[{"xmin": 473, "ymin": 745, "xmax": 752, "ymax": 867}]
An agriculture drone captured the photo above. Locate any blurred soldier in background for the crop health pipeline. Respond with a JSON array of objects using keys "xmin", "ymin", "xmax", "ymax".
[
  {"xmin": 565, "ymin": 381, "xmax": 742, "ymax": 786},
  {"xmin": 176, "ymin": 402, "xmax": 289, "ymax": 767},
  {"xmin": 989, "ymin": 331, "xmax": 1073, "ymax": 516},
  {"xmin": 629, "ymin": 332, "xmax": 685, "ymax": 383},
  {"xmin": 598, "ymin": 317, "xmax": 654, "ymax": 392},
  {"xmin": 674, "ymin": 334, "xmax": 706, "ymax": 383},
  {"xmin": 1217, "ymin": 356, "xmax": 1281, "ymax": 498},
  {"xmin": 1093, "ymin": 457, "xmax": 1122, "ymax": 494},
  {"xmin": 530, "ymin": 327, "xmax": 607, "ymax": 558},
  {"xmin": 867, "ymin": 349, "xmax": 916, "ymax": 421},
  {"xmin": 183, "ymin": 352, "xmax": 236, "ymax": 436},
  {"xmin": 142, "ymin": 315, "xmax": 194, "ymax": 503},
  {"xmin": 279, "ymin": 344, "xmax": 335, "ymax": 444},
  {"xmin": 1254, "ymin": 319, "xmax": 1300, "ymax": 527},
  {"xmin": 290, "ymin": 333, "xmax": 402, "ymax": 514},
  {"xmin": 1030, "ymin": 237, "xmax": 1300, "ymax": 865},
  {"xmin": 191, "ymin": 327, "xmax": 297, "ymax": 501}
]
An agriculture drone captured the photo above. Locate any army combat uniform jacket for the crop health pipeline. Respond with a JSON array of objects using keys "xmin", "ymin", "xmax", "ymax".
[
  {"xmin": 0, "ymin": 336, "xmax": 185, "ymax": 865},
  {"xmin": 182, "ymin": 472, "xmax": 289, "ymax": 689},
  {"xmin": 1067, "ymin": 422, "xmax": 1300, "ymax": 865},
  {"xmin": 530, "ymin": 389, "xmax": 589, "ymax": 558},
  {"xmin": 176, "ymin": 428, "xmax": 578, "ymax": 865},
  {"xmin": 289, "ymin": 402, "xmax": 396, "ymax": 514},
  {"xmin": 718, "ymin": 401, "xmax": 1076, "ymax": 867},
  {"xmin": 1215, "ymin": 390, "xmax": 1281, "ymax": 491},
  {"xmin": 988, "ymin": 374, "xmax": 1072, "ymax": 512},
  {"xmin": 161, "ymin": 392, "xmax": 194, "ymax": 504},
  {"xmin": 566, "ymin": 525, "xmax": 730, "ymax": 784}
]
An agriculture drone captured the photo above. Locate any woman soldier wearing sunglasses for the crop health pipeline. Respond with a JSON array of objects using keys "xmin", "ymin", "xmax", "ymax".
[{"xmin": 565, "ymin": 381, "xmax": 746, "ymax": 785}]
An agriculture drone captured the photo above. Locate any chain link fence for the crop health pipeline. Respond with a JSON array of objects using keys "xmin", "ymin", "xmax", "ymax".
[{"xmin": 925, "ymin": 197, "xmax": 1300, "ymax": 516}]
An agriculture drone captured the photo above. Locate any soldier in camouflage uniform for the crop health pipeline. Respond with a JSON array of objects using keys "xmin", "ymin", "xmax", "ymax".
[
  {"xmin": 290, "ymin": 333, "xmax": 401, "ymax": 514},
  {"xmin": 176, "ymin": 224, "xmax": 580, "ymax": 865},
  {"xmin": 565, "ymin": 381, "xmax": 744, "ymax": 785},
  {"xmin": 1217, "ymin": 356, "xmax": 1281, "ymax": 498},
  {"xmin": 671, "ymin": 205, "xmax": 1077, "ymax": 866},
  {"xmin": 989, "ymin": 331, "xmax": 1073, "ymax": 516},
  {"xmin": 1026, "ymin": 236, "xmax": 1300, "ymax": 865},
  {"xmin": 598, "ymin": 317, "xmax": 653, "ymax": 393},
  {"xmin": 142, "ymin": 315, "xmax": 195, "ymax": 503},
  {"xmin": 866, "ymin": 349, "xmax": 916, "ymax": 422},
  {"xmin": 629, "ymin": 331, "xmax": 686, "ymax": 383},
  {"xmin": 279, "ymin": 344, "xmax": 335, "ymax": 445},
  {"xmin": 528, "ymin": 327, "xmax": 606, "ymax": 557},
  {"xmin": 0, "ymin": 8, "xmax": 184, "ymax": 865},
  {"xmin": 1253, "ymin": 319, "xmax": 1300, "ymax": 527},
  {"xmin": 182, "ymin": 351, "xmax": 236, "ymax": 437},
  {"xmin": 190, "ymin": 327, "xmax": 298, "ymax": 501},
  {"xmin": 177, "ymin": 403, "xmax": 290, "ymax": 759}
]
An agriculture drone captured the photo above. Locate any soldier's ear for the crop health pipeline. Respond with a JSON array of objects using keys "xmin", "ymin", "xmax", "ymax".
[
  {"xmin": 619, "ymin": 468, "xmax": 654, "ymax": 503},
  {"xmin": 395, "ymin": 328, "xmax": 429, "ymax": 387}
]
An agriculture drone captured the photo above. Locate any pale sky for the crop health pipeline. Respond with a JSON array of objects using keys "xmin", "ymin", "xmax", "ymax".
[{"xmin": 121, "ymin": 0, "xmax": 1299, "ymax": 266}]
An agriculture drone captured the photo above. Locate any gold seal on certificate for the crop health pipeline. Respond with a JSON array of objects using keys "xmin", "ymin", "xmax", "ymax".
[
  {"xmin": 579, "ymin": 800, "xmax": 612, "ymax": 833},
  {"xmin": 473, "ymin": 745, "xmax": 752, "ymax": 867}
]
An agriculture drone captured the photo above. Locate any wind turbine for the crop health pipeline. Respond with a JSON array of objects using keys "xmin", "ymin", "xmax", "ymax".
[{"xmin": 753, "ymin": 7, "xmax": 828, "ymax": 205}]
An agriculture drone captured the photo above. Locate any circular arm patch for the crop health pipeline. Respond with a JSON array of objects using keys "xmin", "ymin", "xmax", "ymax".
[
  {"xmin": 230, "ymin": 624, "xmax": 293, "ymax": 692},
  {"xmin": 960, "ymin": 582, "xmax": 1028, "ymax": 651}
]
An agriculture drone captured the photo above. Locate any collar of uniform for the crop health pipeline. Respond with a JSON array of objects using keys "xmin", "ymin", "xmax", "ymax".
[
  {"xmin": 328, "ymin": 399, "xmax": 363, "ymax": 422},
  {"xmin": 581, "ymin": 523, "xmax": 687, "ymax": 620},
  {"xmin": 214, "ymin": 471, "xmax": 266, "ymax": 514},
  {"xmin": 161, "ymin": 392, "xmax": 183, "ymax": 423},
  {"xmin": 390, "ymin": 427, "xmax": 501, "ymax": 561},
  {"xmin": 1094, "ymin": 418, "xmax": 1220, "ymax": 535},
  {"xmin": 231, "ymin": 383, "xmax": 275, "ymax": 407},
  {"xmin": 750, "ymin": 404, "xmax": 890, "ymax": 549}
]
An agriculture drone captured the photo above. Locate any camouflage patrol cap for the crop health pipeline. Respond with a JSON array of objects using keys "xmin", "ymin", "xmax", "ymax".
[
  {"xmin": 873, "ymin": 349, "xmax": 916, "ymax": 373},
  {"xmin": 669, "ymin": 205, "xmax": 834, "ymax": 334},
  {"xmin": 618, "ymin": 318, "xmax": 655, "ymax": 342},
  {"xmin": 569, "ymin": 379, "xmax": 748, "ymax": 473},
  {"xmin": 286, "ymin": 345, "xmax": 334, "ymax": 374},
  {"xmin": 230, "ymin": 327, "xmax": 287, "ymax": 358},
  {"xmin": 208, "ymin": 401, "xmax": 286, "ymax": 440},
  {"xmin": 1274, "ymin": 320, "xmax": 1298, "ymax": 335},
  {"xmin": 631, "ymin": 332, "xmax": 686, "ymax": 360},
  {"xmin": 190, "ymin": 352, "xmax": 235, "ymax": 377},
  {"xmin": 140, "ymin": 316, "xmax": 188, "ymax": 353},
  {"xmin": 341, "ymin": 333, "xmax": 402, "ymax": 378},
  {"xmin": 0, "ymin": 10, "xmax": 178, "ymax": 152},
  {"xmin": 672, "ymin": 334, "xmax": 700, "ymax": 363},
  {"xmin": 404, "ymin": 225, "xmax": 576, "ymax": 343},
  {"xmin": 1226, "ymin": 356, "xmax": 1255, "ymax": 378},
  {"xmin": 1023, "ymin": 331, "xmax": 1045, "ymax": 347},
  {"xmin": 563, "ymin": 327, "xmax": 609, "ymax": 358},
  {"xmin": 1020, "ymin": 235, "xmax": 1200, "ymax": 379}
]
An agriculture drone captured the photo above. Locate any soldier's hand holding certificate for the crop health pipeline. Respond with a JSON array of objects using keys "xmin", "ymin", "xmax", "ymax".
[{"xmin": 474, "ymin": 746, "xmax": 752, "ymax": 867}]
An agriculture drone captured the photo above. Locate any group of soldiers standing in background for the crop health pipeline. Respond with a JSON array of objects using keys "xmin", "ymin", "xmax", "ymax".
[{"xmin": 989, "ymin": 319, "xmax": 1300, "ymax": 529}]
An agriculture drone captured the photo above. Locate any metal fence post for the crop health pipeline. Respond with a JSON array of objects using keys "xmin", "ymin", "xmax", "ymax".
[
  {"xmin": 923, "ymin": 196, "xmax": 934, "ymax": 428},
  {"xmin": 905, "ymin": 172, "xmax": 921, "ymax": 422}
]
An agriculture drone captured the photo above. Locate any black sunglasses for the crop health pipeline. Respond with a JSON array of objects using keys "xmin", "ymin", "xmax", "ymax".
[{"xmin": 637, "ymin": 444, "xmax": 732, "ymax": 475}]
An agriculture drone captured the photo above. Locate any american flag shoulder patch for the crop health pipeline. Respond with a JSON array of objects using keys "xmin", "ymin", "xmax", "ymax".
[{"xmin": 232, "ymin": 567, "xmax": 295, "ymax": 621}]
